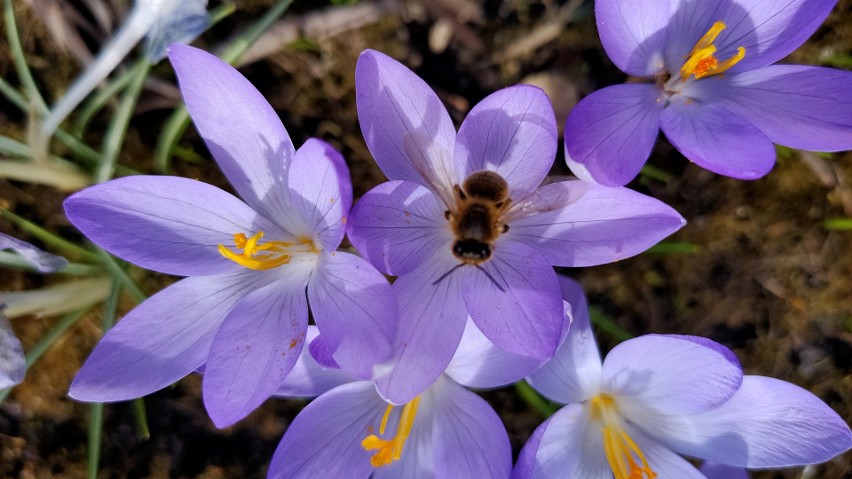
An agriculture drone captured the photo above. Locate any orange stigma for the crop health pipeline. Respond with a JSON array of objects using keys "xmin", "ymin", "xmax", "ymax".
[
  {"xmin": 590, "ymin": 394, "xmax": 657, "ymax": 479},
  {"xmin": 361, "ymin": 397, "xmax": 422, "ymax": 467},
  {"xmin": 218, "ymin": 232, "xmax": 316, "ymax": 270},
  {"xmin": 680, "ymin": 21, "xmax": 745, "ymax": 82}
]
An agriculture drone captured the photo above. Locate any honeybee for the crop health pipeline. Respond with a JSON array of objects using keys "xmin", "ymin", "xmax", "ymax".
[
  {"xmin": 448, "ymin": 170, "xmax": 512, "ymax": 262},
  {"xmin": 435, "ymin": 170, "xmax": 511, "ymax": 289}
]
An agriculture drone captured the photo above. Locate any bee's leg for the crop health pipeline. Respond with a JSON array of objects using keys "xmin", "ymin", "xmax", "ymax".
[
  {"xmin": 498, "ymin": 222, "xmax": 509, "ymax": 233},
  {"xmin": 444, "ymin": 210, "xmax": 452, "ymax": 221},
  {"xmin": 453, "ymin": 184, "xmax": 466, "ymax": 201}
]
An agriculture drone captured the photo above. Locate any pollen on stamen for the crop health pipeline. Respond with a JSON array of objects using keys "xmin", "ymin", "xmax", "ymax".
[
  {"xmin": 361, "ymin": 397, "xmax": 421, "ymax": 468},
  {"xmin": 679, "ymin": 21, "xmax": 745, "ymax": 82},
  {"xmin": 218, "ymin": 231, "xmax": 296, "ymax": 270},
  {"xmin": 591, "ymin": 394, "xmax": 657, "ymax": 479}
]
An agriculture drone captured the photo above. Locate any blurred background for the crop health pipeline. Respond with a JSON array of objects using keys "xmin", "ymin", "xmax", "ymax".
[{"xmin": 0, "ymin": 0, "xmax": 850, "ymax": 477}]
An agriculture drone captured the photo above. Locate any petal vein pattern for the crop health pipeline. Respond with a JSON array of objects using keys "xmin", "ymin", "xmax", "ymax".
[{"xmin": 69, "ymin": 271, "xmax": 264, "ymax": 401}]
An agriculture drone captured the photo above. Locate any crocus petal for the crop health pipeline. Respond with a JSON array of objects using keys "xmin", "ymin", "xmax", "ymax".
[
  {"xmin": 603, "ymin": 335, "xmax": 743, "ymax": 417},
  {"xmin": 453, "ymin": 85, "xmax": 556, "ymax": 199},
  {"xmin": 0, "ymin": 311, "xmax": 25, "ymax": 389},
  {"xmin": 527, "ymin": 277, "xmax": 602, "ymax": 404},
  {"xmin": 169, "ymin": 44, "xmax": 296, "ymax": 222},
  {"xmin": 69, "ymin": 271, "xmax": 260, "ymax": 402},
  {"xmin": 431, "ymin": 376, "xmax": 512, "ymax": 479},
  {"xmin": 202, "ymin": 275, "xmax": 310, "ymax": 428},
  {"xmin": 513, "ymin": 416, "xmax": 552, "ymax": 479},
  {"xmin": 0, "ymin": 233, "xmax": 67, "ymax": 273},
  {"xmin": 595, "ymin": 0, "xmax": 670, "ymax": 76},
  {"xmin": 524, "ymin": 403, "xmax": 611, "ymax": 479},
  {"xmin": 716, "ymin": 65, "xmax": 852, "ymax": 152},
  {"xmin": 307, "ymin": 333, "xmax": 340, "ymax": 369},
  {"xmin": 308, "ymin": 251, "xmax": 396, "ymax": 379},
  {"xmin": 285, "ymin": 138, "xmax": 352, "ymax": 251},
  {"xmin": 275, "ymin": 326, "xmax": 355, "ymax": 398},
  {"xmin": 355, "ymin": 49, "xmax": 458, "ymax": 203},
  {"xmin": 652, "ymin": 376, "xmax": 852, "ymax": 468},
  {"xmin": 64, "ymin": 175, "xmax": 277, "ymax": 276},
  {"xmin": 348, "ymin": 180, "xmax": 451, "ymax": 276},
  {"xmin": 461, "ymin": 241, "xmax": 562, "ymax": 359},
  {"xmin": 268, "ymin": 381, "xmax": 383, "ymax": 479},
  {"xmin": 507, "ymin": 180, "xmax": 685, "ymax": 267},
  {"xmin": 715, "ymin": 0, "xmax": 837, "ymax": 72},
  {"xmin": 374, "ymin": 251, "xmax": 467, "ymax": 405},
  {"xmin": 660, "ymin": 99, "xmax": 775, "ymax": 180},
  {"xmin": 699, "ymin": 462, "xmax": 749, "ymax": 479},
  {"xmin": 445, "ymin": 319, "xmax": 546, "ymax": 389},
  {"xmin": 564, "ymin": 84, "xmax": 663, "ymax": 187}
]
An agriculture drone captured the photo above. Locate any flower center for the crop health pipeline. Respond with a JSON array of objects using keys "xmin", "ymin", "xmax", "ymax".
[
  {"xmin": 589, "ymin": 394, "xmax": 657, "ymax": 479},
  {"xmin": 679, "ymin": 21, "xmax": 745, "ymax": 82},
  {"xmin": 218, "ymin": 231, "xmax": 317, "ymax": 270},
  {"xmin": 361, "ymin": 396, "xmax": 422, "ymax": 467}
]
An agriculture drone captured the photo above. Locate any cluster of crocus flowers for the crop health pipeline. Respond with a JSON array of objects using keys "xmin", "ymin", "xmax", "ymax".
[
  {"xmin": 516, "ymin": 282, "xmax": 852, "ymax": 478},
  {"xmin": 49, "ymin": 1, "xmax": 852, "ymax": 473},
  {"xmin": 349, "ymin": 49, "xmax": 686, "ymax": 405},
  {"xmin": 565, "ymin": 0, "xmax": 852, "ymax": 186},
  {"xmin": 64, "ymin": 44, "xmax": 397, "ymax": 428}
]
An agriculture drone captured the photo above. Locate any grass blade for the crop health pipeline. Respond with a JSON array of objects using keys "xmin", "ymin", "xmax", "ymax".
[{"xmin": 96, "ymin": 61, "xmax": 151, "ymax": 183}]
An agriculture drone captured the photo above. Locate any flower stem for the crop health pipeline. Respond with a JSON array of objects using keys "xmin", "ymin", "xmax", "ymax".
[
  {"xmin": 87, "ymin": 282, "xmax": 121, "ymax": 479},
  {"xmin": 589, "ymin": 307, "xmax": 633, "ymax": 342},
  {"xmin": 515, "ymin": 381, "xmax": 559, "ymax": 418}
]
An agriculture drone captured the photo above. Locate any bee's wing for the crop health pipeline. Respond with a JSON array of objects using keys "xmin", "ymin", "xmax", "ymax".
[{"xmin": 502, "ymin": 180, "xmax": 589, "ymax": 223}]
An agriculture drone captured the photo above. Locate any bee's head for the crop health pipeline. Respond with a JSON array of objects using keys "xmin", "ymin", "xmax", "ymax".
[{"xmin": 453, "ymin": 239, "xmax": 491, "ymax": 261}]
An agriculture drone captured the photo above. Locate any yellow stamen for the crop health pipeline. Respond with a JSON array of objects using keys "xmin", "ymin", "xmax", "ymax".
[
  {"xmin": 680, "ymin": 21, "xmax": 745, "ymax": 82},
  {"xmin": 218, "ymin": 231, "xmax": 298, "ymax": 270},
  {"xmin": 361, "ymin": 397, "xmax": 422, "ymax": 468},
  {"xmin": 590, "ymin": 394, "xmax": 657, "ymax": 479}
]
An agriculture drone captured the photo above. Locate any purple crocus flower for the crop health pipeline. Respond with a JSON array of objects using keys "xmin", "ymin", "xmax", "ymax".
[
  {"xmin": 348, "ymin": 49, "xmax": 686, "ymax": 405},
  {"xmin": 565, "ymin": 0, "xmax": 852, "ymax": 186},
  {"xmin": 0, "ymin": 307, "xmax": 24, "ymax": 389},
  {"xmin": 266, "ymin": 278, "xmax": 575, "ymax": 479},
  {"xmin": 63, "ymin": 44, "xmax": 396, "ymax": 428},
  {"xmin": 514, "ymin": 284, "xmax": 852, "ymax": 478},
  {"xmin": 0, "ymin": 232, "xmax": 68, "ymax": 273},
  {"xmin": 1, "ymin": 234, "xmax": 67, "ymax": 388}
]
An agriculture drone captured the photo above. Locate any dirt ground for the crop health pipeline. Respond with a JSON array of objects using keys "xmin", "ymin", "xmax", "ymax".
[{"xmin": 1, "ymin": 0, "xmax": 851, "ymax": 478}]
